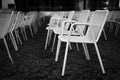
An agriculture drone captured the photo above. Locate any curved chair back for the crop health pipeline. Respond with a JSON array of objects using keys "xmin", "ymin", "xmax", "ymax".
[{"xmin": 86, "ymin": 10, "xmax": 109, "ymax": 42}]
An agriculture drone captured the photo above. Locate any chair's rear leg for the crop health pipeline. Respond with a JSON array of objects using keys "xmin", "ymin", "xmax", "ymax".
[
  {"xmin": 82, "ymin": 43, "xmax": 90, "ymax": 60},
  {"xmin": 94, "ymin": 43, "xmax": 105, "ymax": 74}
]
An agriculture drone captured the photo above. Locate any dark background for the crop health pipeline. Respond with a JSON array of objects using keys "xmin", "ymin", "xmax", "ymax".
[
  {"xmin": 14, "ymin": 0, "xmax": 76, "ymax": 11},
  {"xmin": 1, "ymin": 0, "xmax": 120, "ymax": 11},
  {"xmin": 0, "ymin": 0, "xmax": 2, "ymax": 9}
]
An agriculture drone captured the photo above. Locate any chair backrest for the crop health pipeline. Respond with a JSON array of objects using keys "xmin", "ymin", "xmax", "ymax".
[
  {"xmin": 16, "ymin": 12, "xmax": 25, "ymax": 28},
  {"xmin": 0, "ymin": 12, "xmax": 11, "ymax": 38},
  {"xmin": 107, "ymin": 11, "xmax": 113, "ymax": 21},
  {"xmin": 30, "ymin": 11, "xmax": 39, "ymax": 23},
  {"xmin": 58, "ymin": 12, "xmax": 67, "ymax": 18},
  {"xmin": 9, "ymin": 11, "xmax": 21, "ymax": 32},
  {"xmin": 48, "ymin": 11, "xmax": 75, "ymax": 27},
  {"xmin": 7, "ymin": 11, "xmax": 17, "ymax": 32},
  {"xmin": 76, "ymin": 10, "xmax": 90, "ymax": 33},
  {"xmin": 48, "ymin": 13, "xmax": 61, "ymax": 27},
  {"xmin": 63, "ymin": 11, "xmax": 75, "ymax": 30},
  {"xmin": 61, "ymin": 10, "xmax": 90, "ymax": 36},
  {"xmin": 67, "ymin": 11, "xmax": 75, "ymax": 20},
  {"xmin": 78, "ymin": 10, "xmax": 90, "ymax": 22},
  {"xmin": 86, "ymin": 10, "xmax": 109, "ymax": 42},
  {"xmin": 25, "ymin": 11, "xmax": 38, "ymax": 25},
  {"xmin": 13, "ymin": 11, "xmax": 22, "ymax": 30},
  {"xmin": 25, "ymin": 14, "xmax": 34, "ymax": 25}
]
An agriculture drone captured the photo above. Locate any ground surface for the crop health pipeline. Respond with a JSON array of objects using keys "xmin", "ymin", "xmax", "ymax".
[{"xmin": 0, "ymin": 19, "xmax": 120, "ymax": 80}]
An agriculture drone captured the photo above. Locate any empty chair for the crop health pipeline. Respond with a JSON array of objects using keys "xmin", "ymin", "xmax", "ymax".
[
  {"xmin": 17, "ymin": 12, "xmax": 29, "ymax": 41},
  {"xmin": 26, "ymin": 11, "xmax": 39, "ymax": 36},
  {"xmin": 45, "ymin": 11, "xmax": 67, "ymax": 49},
  {"xmin": 60, "ymin": 10, "xmax": 91, "ymax": 58},
  {"xmin": 55, "ymin": 10, "xmax": 109, "ymax": 76},
  {"xmin": 0, "ymin": 12, "xmax": 14, "ymax": 63},
  {"xmin": 45, "ymin": 11, "xmax": 75, "ymax": 51}
]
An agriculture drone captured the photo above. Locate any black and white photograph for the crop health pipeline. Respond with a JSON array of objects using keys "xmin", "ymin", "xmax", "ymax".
[{"xmin": 0, "ymin": 0, "xmax": 120, "ymax": 79}]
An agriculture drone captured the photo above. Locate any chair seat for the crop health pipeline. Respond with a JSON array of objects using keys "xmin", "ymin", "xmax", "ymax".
[
  {"xmin": 58, "ymin": 35, "xmax": 94, "ymax": 43},
  {"xmin": 46, "ymin": 26, "xmax": 56, "ymax": 30},
  {"xmin": 53, "ymin": 27, "xmax": 62, "ymax": 34},
  {"xmin": 46, "ymin": 27, "xmax": 62, "ymax": 35}
]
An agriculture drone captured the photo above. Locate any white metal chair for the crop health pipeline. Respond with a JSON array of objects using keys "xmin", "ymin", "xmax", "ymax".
[
  {"xmin": 45, "ymin": 11, "xmax": 75, "ymax": 51},
  {"xmin": 0, "ymin": 12, "xmax": 14, "ymax": 63},
  {"xmin": 17, "ymin": 12, "xmax": 29, "ymax": 41},
  {"xmin": 45, "ymin": 12, "xmax": 67, "ymax": 50},
  {"xmin": 55, "ymin": 10, "xmax": 109, "ymax": 76},
  {"xmin": 51, "ymin": 10, "xmax": 92, "ymax": 52},
  {"xmin": 26, "ymin": 11, "xmax": 39, "ymax": 35},
  {"xmin": 59, "ymin": 10, "xmax": 91, "ymax": 59},
  {"xmin": 15, "ymin": 11, "xmax": 37, "ymax": 42}
]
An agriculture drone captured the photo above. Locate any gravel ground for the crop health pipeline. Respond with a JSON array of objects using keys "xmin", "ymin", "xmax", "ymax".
[{"xmin": 0, "ymin": 18, "xmax": 120, "ymax": 80}]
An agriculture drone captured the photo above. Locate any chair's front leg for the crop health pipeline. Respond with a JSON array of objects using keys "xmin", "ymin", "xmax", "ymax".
[
  {"xmin": 45, "ymin": 29, "xmax": 51, "ymax": 50},
  {"xmin": 3, "ymin": 38, "xmax": 14, "ymax": 64},
  {"xmin": 29, "ymin": 25, "xmax": 33, "ymax": 37},
  {"xmin": 55, "ymin": 39, "xmax": 61, "ymax": 62},
  {"xmin": 103, "ymin": 29, "xmax": 107, "ymax": 40},
  {"xmin": 62, "ymin": 41, "xmax": 69, "ymax": 76},
  {"xmin": 48, "ymin": 30, "xmax": 53, "ymax": 45},
  {"xmin": 76, "ymin": 43, "xmax": 79, "ymax": 51},
  {"xmin": 51, "ymin": 34, "xmax": 57, "ymax": 52}
]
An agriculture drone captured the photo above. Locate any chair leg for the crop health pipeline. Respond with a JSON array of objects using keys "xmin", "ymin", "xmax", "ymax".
[
  {"xmin": 21, "ymin": 28, "xmax": 27, "ymax": 41},
  {"xmin": 34, "ymin": 23, "xmax": 38, "ymax": 34},
  {"xmin": 16, "ymin": 35, "xmax": 20, "ymax": 45},
  {"xmin": 109, "ymin": 22, "xmax": 114, "ymax": 33},
  {"xmin": 94, "ymin": 43, "xmax": 105, "ymax": 74},
  {"xmin": 48, "ymin": 30, "xmax": 52, "ymax": 45},
  {"xmin": 45, "ymin": 30, "xmax": 50, "ymax": 50},
  {"xmin": 55, "ymin": 39, "xmax": 61, "ymax": 62},
  {"xmin": 20, "ymin": 28, "xmax": 26, "ymax": 41},
  {"xmin": 115, "ymin": 23, "xmax": 119, "ymax": 36},
  {"xmin": 62, "ymin": 41, "xmax": 69, "ymax": 76},
  {"xmin": 32, "ymin": 23, "xmax": 37, "ymax": 34},
  {"xmin": 9, "ymin": 32, "xmax": 18, "ymax": 51},
  {"xmin": 69, "ymin": 43, "xmax": 72, "ymax": 50},
  {"xmin": 37, "ymin": 19, "xmax": 41, "ymax": 27},
  {"xmin": 103, "ymin": 29, "xmax": 107, "ymax": 40},
  {"xmin": 29, "ymin": 25, "xmax": 33, "ymax": 37},
  {"xmin": 14, "ymin": 30, "xmax": 19, "ymax": 45},
  {"xmin": 16, "ymin": 31, "xmax": 23, "ymax": 45},
  {"xmin": 76, "ymin": 43, "xmax": 79, "ymax": 51},
  {"xmin": 23, "ymin": 28, "xmax": 28, "ymax": 41},
  {"xmin": 82, "ymin": 43, "xmax": 90, "ymax": 60},
  {"xmin": 3, "ymin": 38, "xmax": 14, "ymax": 64},
  {"xmin": 51, "ymin": 34, "xmax": 57, "ymax": 52}
]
